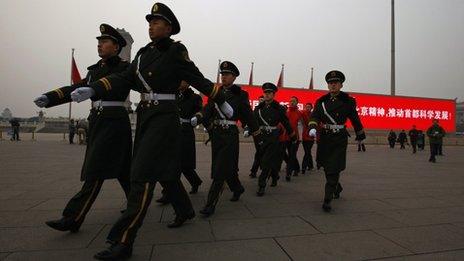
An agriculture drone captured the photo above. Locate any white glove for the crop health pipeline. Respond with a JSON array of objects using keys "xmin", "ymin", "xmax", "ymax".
[
  {"xmin": 243, "ymin": 130, "xmax": 250, "ymax": 138},
  {"xmin": 33, "ymin": 95, "xmax": 49, "ymax": 107},
  {"xmin": 71, "ymin": 87, "xmax": 95, "ymax": 103},
  {"xmin": 190, "ymin": 116, "xmax": 198, "ymax": 127},
  {"xmin": 309, "ymin": 128, "xmax": 317, "ymax": 138},
  {"xmin": 219, "ymin": 101, "xmax": 234, "ymax": 118}
]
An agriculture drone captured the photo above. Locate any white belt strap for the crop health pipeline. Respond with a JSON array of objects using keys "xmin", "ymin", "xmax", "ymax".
[
  {"xmin": 214, "ymin": 119, "xmax": 236, "ymax": 126},
  {"xmin": 323, "ymin": 124, "xmax": 345, "ymax": 130},
  {"xmin": 136, "ymin": 54, "xmax": 152, "ymax": 92},
  {"xmin": 322, "ymin": 102, "xmax": 338, "ymax": 125},
  {"xmin": 141, "ymin": 93, "xmax": 176, "ymax": 101},
  {"xmin": 258, "ymin": 108, "xmax": 272, "ymax": 127},
  {"xmin": 214, "ymin": 103, "xmax": 227, "ymax": 119},
  {"xmin": 260, "ymin": 126, "xmax": 278, "ymax": 131},
  {"xmin": 92, "ymin": 100, "xmax": 126, "ymax": 108}
]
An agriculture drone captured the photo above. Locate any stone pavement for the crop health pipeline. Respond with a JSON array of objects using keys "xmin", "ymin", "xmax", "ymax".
[{"xmin": 1, "ymin": 140, "xmax": 464, "ymax": 260}]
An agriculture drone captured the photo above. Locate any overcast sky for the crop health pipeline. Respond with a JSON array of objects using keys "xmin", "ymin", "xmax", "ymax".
[{"xmin": 1, "ymin": 0, "xmax": 463, "ymax": 118}]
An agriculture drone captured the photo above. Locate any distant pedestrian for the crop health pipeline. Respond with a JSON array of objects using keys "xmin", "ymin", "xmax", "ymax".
[
  {"xmin": 408, "ymin": 125, "xmax": 419, "ymax": 153},
  {"xmin": 417, "ymin": 130, "xmax": 425, "ymax": 150},
  {"xmin": 9, "ymin": 118, "xmax": 20, "ymax": 141},
  {"xmin": 69, "ymin": 119, "xmax": 76, "ymax": 144},
  {"xmin": 387, "ymin": 129, "xmax": 397, "ymax": 148},
  {"xmin": 397, "ymin": 130, "xmax": 407, "ymax": 149},
  {"xmin": 426, "ymin": 119, "xmax": 445, "ymax": 163}
]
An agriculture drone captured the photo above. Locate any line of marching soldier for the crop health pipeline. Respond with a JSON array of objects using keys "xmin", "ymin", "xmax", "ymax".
[{"xmin": 32, "ymin": 3, "xmax": 365, "ymax": 260}]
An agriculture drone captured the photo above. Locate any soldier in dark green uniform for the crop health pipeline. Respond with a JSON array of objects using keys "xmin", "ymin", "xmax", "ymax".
[
  {"xmin": 192, "ymin": 61, "xmax": 261, "ymax": 217},
  {"xmin": 69, "ymin": 3, "xmax": 230, "ymax": 259},
  {"xmin": 155, "ymin": 81, "xmax": 204, "ymax": 204},
  {"xmin": 308, "ymin": 70, "xmax": 365, "ymax": 212},
  {"xmin": 33, "ymin": 24, "xmax": 132, "ymax": 232},
  {"xmin": 254, "ymin": 83, "xmax": 295, "ymax": 196}
]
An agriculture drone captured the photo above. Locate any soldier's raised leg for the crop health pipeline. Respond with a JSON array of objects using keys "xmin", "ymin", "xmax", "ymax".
[
  {"xmin": 160, "ymin": 180, "xmax": 195, "ymax": 228},
  {"xmin": 323, "ymin": 172, "xmax": 340, "ymax": 212},
  {"xmin": 200, "ymin": 179, "xmax": 224, "ymax": 217},
  {"xmin": 46, "ymin": 180, "xmax": 103, "ymax": 232}
]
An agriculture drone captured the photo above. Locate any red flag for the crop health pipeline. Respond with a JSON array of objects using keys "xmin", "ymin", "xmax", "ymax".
[
  {"xmin": 309, "ymin": 67, "xmax": 314, "ymax": 89},
  {"xmin": 248, "ymin": 62, "xmax": 254, "ymax": 85},
  {"xmin": 276, "ymin": 64, "xmax": 284, "ymax": 88},
  {"xmin": 71, "ymin": 56, "xmax": 82, "ymax": 84}
]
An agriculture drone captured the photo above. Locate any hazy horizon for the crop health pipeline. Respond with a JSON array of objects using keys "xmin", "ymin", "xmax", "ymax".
[{"xmin": 1, "ymin": 0, "xmax": 463, "ymax": 118}]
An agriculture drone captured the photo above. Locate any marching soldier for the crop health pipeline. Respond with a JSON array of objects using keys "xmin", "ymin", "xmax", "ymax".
[
  {"xmin": 388, "ymin": 129, "xmax": 397, "ymax": 148},
  {"xmin": 69, "ymin": 3, "xmax": 231, "ymax": 259},
  {"xmin": 249, "ymin": 95, "xmax": 265, "ymax": 178},
  {"xmin": 192, "ymin": 61, "xmax": 261, "ymax": 216},
  {"xmin": 308, "ymin": 70, "xmax": 365, "ymax": 212},
  {"xmin": 426, "ymin": 119, "xmax": 446, "ymax": 163},
  {"xmin": 255, "ymin": 83, "xmax": 295, "ymax": 196},
  {"xmin": 33, "ymin": 24, "xmax": 132, "ymax": 233}
]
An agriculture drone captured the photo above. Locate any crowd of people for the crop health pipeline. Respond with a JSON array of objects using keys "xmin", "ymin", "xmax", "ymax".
[{"xmin": 387, "ymin": 119, "xmax": 446, "ymax": 162}]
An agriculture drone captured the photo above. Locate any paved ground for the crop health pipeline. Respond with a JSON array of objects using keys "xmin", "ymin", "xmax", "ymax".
[{"xmin": 1, "ymin": 139, "xmax": 464, "ymax": 260}]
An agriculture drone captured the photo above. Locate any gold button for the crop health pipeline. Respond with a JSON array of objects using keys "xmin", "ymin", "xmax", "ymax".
[
  {"xmin": 150, "ymin": 46, "xmax": 154, "ymax": 49},
  {"xmin": 148, "ymin": 72, "xmax": 152, "ymax": 77}
]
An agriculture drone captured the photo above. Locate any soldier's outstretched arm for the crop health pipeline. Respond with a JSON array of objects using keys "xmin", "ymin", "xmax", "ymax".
[
  {"xmin": 173, "ymin": 43, "xmax": 224, "ymax": 105},
  {"xmin": 35, "ymin": 74, "xmax": 89, "ymax": 108},
  {"xmin": 308, "ymin": 100, "xmax": 322, "ymax": 129},
  {"xmin": 88, "ymin": 60, "xmax": 137, "ymax": 100},
  {"xmin": 279, "ymin": 106, "xmax": 295, "ymax": 137},
  {"xmin": 238, "ymin": 93, "xmax": 260, "ymax": 135}
]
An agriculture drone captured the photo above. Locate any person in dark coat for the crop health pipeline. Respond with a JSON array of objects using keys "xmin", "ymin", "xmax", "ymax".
[
  {"xmin": 408, "ymin": 125, "xmax": 419, "ymax": 153},
  {"xmin": 156, "ymin": 82, "xmax": 204, "ymax": 204},
  {"xmin": 9, "ymin": 118, "xmax": 20, "ymax": 141},
  {"xmin": 192, "ymin": 61, "xmax": 261, "ymax": 217},
  {"xmin": 307, "ymin": 70, "xmax": 365, "ymax": 212},
  {"xmin": 68, "ymin": 119, "xmax": 76, "ymax": 144},
  {"xmin": 426, "ymin": 119, "xmax": 446, "ymax": 163},
  {"xmin": 68, "ymin": 4, "xmax": 230, "ymax": 259},
  {"xmin": 387, "ymin": 130, "xmax": 397, "ymax": 148},
  {"xmin": 397, "ymin": 130, "xmax": 407, "ymax": 149},
  {"xmin": 285, "ymin": 96, "xmax": 304, "ymax": 180},
  {"xmin": 254, "ymin": 83, "xmax": 295, "ymax": 196},
  {"xmin": 33, "ymin": 23, "xmax": 132, "ymax": 233},
  {"xmin": 417, "ymin": 130, "xmax": 425, "ymax": 150}
]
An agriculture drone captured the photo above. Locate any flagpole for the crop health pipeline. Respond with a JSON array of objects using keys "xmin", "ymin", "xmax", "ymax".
[
  {"xmin": 309, "ymin": 67, "xmax": 314, "ymax": 89},
  {"xmin": 249, "ymin": 62, "xmax": 254, "ymax": 85},
  {"xmin": 216, "ymin": 59, "xmax": 221, "ymax": 84},
  {"xmin": 69, "ymin": 48, "xmax": 74, "ymax": 121},
  {"xmin": 391, "ymin": 0, "xmax": 396, "ymax": 96}
]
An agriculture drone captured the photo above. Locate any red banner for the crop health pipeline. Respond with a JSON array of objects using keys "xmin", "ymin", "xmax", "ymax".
[{"xmin": 205, "ymin": 85, "xmax": 456, "ymax": 132}]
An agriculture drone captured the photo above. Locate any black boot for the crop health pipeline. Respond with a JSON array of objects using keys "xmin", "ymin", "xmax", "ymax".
[
  {"xmin": 45, "ymin": 217, "xmax": 81, "ymax": 233},
  {"xmin": 270, "ymin": 178, "xmax": 278, "ymax": 187},
  {"xmin": 322, "ymin": 199, "xmax": 332, "ymax": 212},
  {"xmin": 199, "ymin": 205, "xmax": 215, "ymax": 217},
  {"xmin": 293, "ymin": 171, "xmax": 299, "ymax": 176},
  {"xmin": 334, "ymin": 184, "xmax": 343, "ymax": 199},
  {"xmin": 230, "ymin": 187, "xmax": 245, "ymax": 202},
  {"xmin": 256, "ymin": 186, "xmax": 265, "ymax": 197},
  {"xmin": 189, "ymin": 182, "xmax": 201, "ymax": 194},
  {"xmin": 167, "ymin": 211, "xmax": 195, "ymax": 228},
  {"xmin": 155, "ymin": 195, "xmax": 169, "ymax": 205},
  {"xmin": 94, "ymin": 243, "xmax": 133, "ymax": 260},
  {"xmin": 285, "ymin": 174, "xmax": 291, "ymax": 181},
  {"xmin": 361, "ymin": 144, "xmax": 366, "ymax": 152}
]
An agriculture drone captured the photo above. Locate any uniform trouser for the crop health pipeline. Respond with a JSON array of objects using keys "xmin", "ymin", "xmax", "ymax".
[
  {"xmin": 107, "ymin": 180, "xmax": 193, "ymax": 245},
  {"xmin": 438, "ymin": 143, "xmax": 443, "ymax": 155},
  {"xmin": 181, "ymin": 168, "xmax": 202, "ymax": 187},
  {"xmin": 62, "ymin": 178, "xmax": 130, "ymax": 223},
  {"xmin": 69, "ymin": 132, "xmax": 75, "ymax": 144},
  {"xmin": 302, "ymin": 141, "xmax": 314, "ymax": 171},
  {"xmin": 258, "ymin": 168, "xmax": 279, "ymax": 188},
  {"xmin": 430, "ymin": 143, "xmax": 440, "ymax": 161},
  {"xmin": 400, "ymin": 142, "xmax": 405, "ymax": 149},
  {"xmin": 324, "ymin": 171, "xmax": 342, "ymax": 201},
  {"xmin": 411, "ymin": 141, "xmax": 417, "ymax": 153},
  {"xmin": 250, "ymin": 141, "xmax": 261, "ymax": 174},
  {"xmin": 286, "ymin": 141, "xmax": 300, "ymax": 175},
  {"xmin": 205, "ymin": 176, "xmax": 244, "ymax": 207}
]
